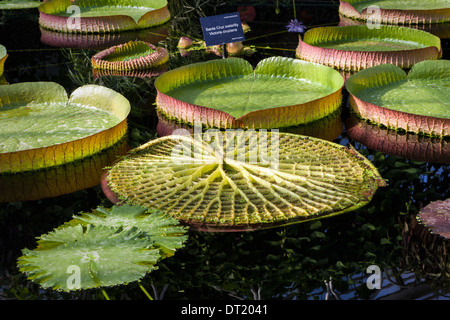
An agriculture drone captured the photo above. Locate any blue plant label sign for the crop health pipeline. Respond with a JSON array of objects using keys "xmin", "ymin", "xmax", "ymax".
[{"xmin": 200, "ymin": 12, "xmax": 245, "ymax": 47}]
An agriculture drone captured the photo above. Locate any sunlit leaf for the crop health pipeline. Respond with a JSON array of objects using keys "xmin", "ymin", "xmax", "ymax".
[
  {"xmin": 0, "ymin": 44, "xmax": 7, "ymax": 77},
  {"xmin": 0, "ymin": 0, "xmax": 40, "ymax": 10},
  {"xmin": 103, "ymin": 131, "xmax": 385, "ymax": 231}
]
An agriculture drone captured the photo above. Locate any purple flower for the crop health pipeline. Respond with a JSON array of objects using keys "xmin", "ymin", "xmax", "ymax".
[{"xmin": 285, "ymin": 19, "xmax": 305, "ymax": 33}]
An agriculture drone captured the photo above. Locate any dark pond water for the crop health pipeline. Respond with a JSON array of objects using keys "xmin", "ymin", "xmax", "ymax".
[{"xmin": 0, "ymin": 1, "xmax": 449, "ymax": 302}]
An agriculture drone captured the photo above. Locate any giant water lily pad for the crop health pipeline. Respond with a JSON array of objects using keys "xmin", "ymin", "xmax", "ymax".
[
  {"xmin": 0, "ymin": 45, "xmax": 7, "ymax": 77},
  {"xmin": 346, "ymin": 60, "xmax": 450, "ymax": 137},
  {"xmin": 91, "ymin": 41, "xmax": 169, "ymax": 71},
  {"xmin": 39, "ymin": 0, "xmax": 170, "ymax": 33},
  {"xmin": 0, "ymin": 0, "xmax": 41, "ymax": 10},
  {"xmin": 155, "ymin": 56, "xmax": 344, "ymax": 129},
  {"xmin": 417, "ymin": 199, "xmax": 450, "ymax": 240},
  {"xmin": 103, "ymin": 131, "xmax": 385, "ymax": 232},
  {"xmin": 339, "ymin": 0, "xmax": 450, "ymax": 25},
  {"xmin": 0, "ymin": 82, "xmax": 130, "ymax": 174},
  {"xmin": 296, "ymin": 25, "xmax": 441, "ymax": 72}
]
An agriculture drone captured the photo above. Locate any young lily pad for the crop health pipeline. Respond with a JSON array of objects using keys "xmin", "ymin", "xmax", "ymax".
[
  {"xmin": 155, "ymin": 56, "xmax": 344, "ymax": 129},
  {"xmin": 339, "ymin": 0, "xmax": 450, "ymax": 25},
  {"xmin": 39, "ymin": 0, "xmax": 170, "ymax": 33},
  {"xmin": 18, "ymin": 224, "xmax": 161, "ymax": 292},
  {"xmin": 417, "ymin": 199, "xmax": 450, "ymax": 240},
  {"xmin": 346, "ymin": 60, "xmax": 450, "ymax": 137},
  {"xmin": 0, "ymin": 45, "xmax": 7, "ymax": 77},
  {"xmin": 296, "ymin": 25, "xmax": 441, "ymax": 72},
  {"xmin": 0, "ymin": 138, "xmax": 129, "ymax": 202},
  {"xmin": 91, "ymin": 41, "xmax": 169, "ymax": 71},
  {"xmin": 103, "ymin": 131, "xmax": 385, "ymax": 232},
  {"xmin": 346, "ymin": 113, "xmax": 450, "ymax": 164},
  {"xmin": 0, "ymin": 82, "xmax": 130, "ymax": 174}
]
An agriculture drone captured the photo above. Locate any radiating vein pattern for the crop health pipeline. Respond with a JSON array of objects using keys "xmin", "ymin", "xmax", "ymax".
[{"xmin": 107, "ymin": 132, "xmax": 384, "ymax": 231}]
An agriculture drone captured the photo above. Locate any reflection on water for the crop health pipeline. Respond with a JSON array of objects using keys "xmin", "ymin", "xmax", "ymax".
[
  {"xmin": 0, "ymin": 2, "xmax": 449, "ymax": 301},
  {"xmin": 346, "ymin": 113, "xmax": 450, "ymax": 165}
]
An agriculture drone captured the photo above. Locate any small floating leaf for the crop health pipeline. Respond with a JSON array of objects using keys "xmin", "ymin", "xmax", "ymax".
[
  {"xmin": 155, "ymin": 56, "xmax": 344, "ymax": 129},
  {"xmin": 103, "ymin": 131, "xmax": 385, "ymax": 232},
  {"xmin": 0, "ymin": 82, "xmax": 130, "ymax": 173},
  {"xmin": 296, "ymin": 25, "xmax": 441, "ymax": 72}
]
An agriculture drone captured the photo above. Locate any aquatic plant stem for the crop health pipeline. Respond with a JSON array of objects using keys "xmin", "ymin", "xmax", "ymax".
[
  {"xmin": 292, "ymin": 0, "xmax": 296, "ymax": 19},
  {"xmin": 139, "ymin": 282, "xmax": 154, "ymax": 300},
  {"xmin": 101, "ymin": 288, "xmax": 110, "ymax": 300}
]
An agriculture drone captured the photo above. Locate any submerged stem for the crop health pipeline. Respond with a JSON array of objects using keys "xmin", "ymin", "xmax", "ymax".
[{"xmin": 139, "ymin": 282, "xmax": 154, "ymax": 300}]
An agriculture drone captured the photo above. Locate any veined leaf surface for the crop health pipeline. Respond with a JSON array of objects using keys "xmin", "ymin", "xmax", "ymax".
[
  {"xmin": 104, "ymin": 131, "xmax": 385, "ymax": 231},
  {"xmin": 417, "ymin": 199, "xmax": 450, "ymax": 240}
]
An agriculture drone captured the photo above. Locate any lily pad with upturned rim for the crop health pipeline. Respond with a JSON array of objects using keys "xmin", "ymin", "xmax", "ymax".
[
  {"xmin": 0, "ymin": 45, "xmax": 7, "ymax": 77},
  {"xmin": 339, "ymin": 0, "xmax": 450, "ymax": 25},
  {"xmin": 102, "ymin": 131, "xmax": 386, "ymax": 232},
  {"xmin": 0, "ymin": 0, "xmax": 41, "ymax": 10},
  {"xmin": 38, "ymin": 0, "xmax": 171, "ymax": 33},
  {"xmin": 417, "ymin": 199, "xmax": 450, "ymax": 240},
  {"xmin": 155, "ymin": 56, "xmax": 344, "ymax": 130},
  {"xmin": 0, "ymin": 82, "xmax": 130, "ymax": 174},
  {"xmin": 296, "ymin": 25, "xmax": 442, "ymax": 72},
  {"xmin": 91, "ymin": 41, "xmax": 169, "ymax": 71},
  {"xmin": 346, "ymin": 60, "xmax": 450, "ymax": 137}
]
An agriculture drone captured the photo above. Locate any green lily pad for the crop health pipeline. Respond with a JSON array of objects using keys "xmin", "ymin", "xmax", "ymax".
[
  {"xmin": 339, "ymin": 0, "xmax": 450, "ymax": 25},
  {"xmin": 346, "ymin": 60, "xmax": 450, "ymax": 137},
  {"xmin": 0, "ymin": 82, "xmax": 130, "ymax": 174},
  {"xmin": 296, "ymin": 25, "xmax": 441, "ymax": 72},
  {"xmin": 103, "ymin": 131, "xmax": 385, "ymax": 232},
  {"xmin": 39, "ymin": 0, "xmax": 170, "ymax": 33},
  {"xmin": 67, "ymin": 204, "xmax": 188, "ymax": 258},
  {"xmin": 0, "ymin": 0, "xmax": 41, "ymax": 10},
  {"xmin": 18, "ymin": 224, "xmax": 161, "ymax": 291},
  {"xmin": 91, "ymin": 41, "xmax": 169, "ymax": 71},
  {"xmin": 0, "ymin": 45, "xmax": 7, "ymax": 77},
  {"xmin": 155, "ymin": 56, "xmax": 344, "ymax": 129},
  {"xmin": 417, "ymin": 199, "xmax": 450, "ymax": 240}
]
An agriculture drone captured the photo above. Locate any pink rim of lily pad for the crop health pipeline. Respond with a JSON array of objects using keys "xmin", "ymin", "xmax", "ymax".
[
  {"xmin": 155, "ymin": 56, "xmax": 344, "ymax": 130},
  {"xmin": 38, "ymin": 0, "xmax": 170, "ymax": 33},
  {"xmin": 91, "ymin": 41, "xmax": 169, "ymax": 71},
  {"xmin": 345, "ymin": 113, "xmax": 450, "ymax": 164},
  {"xmin": 417, "ymin": 199, "xmax": 450, "ymax": 240},
  {"xmin": 296, "ymin": 25, "xmax": 442, "ymax": 72},
  {"xmin": 339, "ymin": 0, "xmax": 450, "ymax": 25},
  {"xmin": 346, "ymin": 60, "xmax": 449, "ymax": 138}
]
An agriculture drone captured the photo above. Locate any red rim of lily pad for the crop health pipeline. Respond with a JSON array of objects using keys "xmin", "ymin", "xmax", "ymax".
[
  {"xmin": 296, "ymin": 25, "xmax": 442, "ymax": 72},
  {"xmin": 346, "ymin": 60, "xmax": 450, "ymax": 138},
  {"xmin": 91, "ymin": 41, "xmax": 169, "ymax": 71},
  {"xmin": 417, "ymin": 199, "xmax": 450, "ymax": 240},
  {"xmin": 339, "ymin": 0, "xmax": 450, "ymax": 25},
  {"xmin": 154, "ymin": 56, "xmax": 344, "ymax": 130},
  {"xmin": 345, "ymin": 113, "xmax": 450, "ymax": 164}
]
